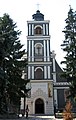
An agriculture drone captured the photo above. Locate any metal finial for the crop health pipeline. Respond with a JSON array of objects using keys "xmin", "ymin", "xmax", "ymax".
[{"xmin": 37, "ymin": 3, "xmax": 40, "ymax": 10}]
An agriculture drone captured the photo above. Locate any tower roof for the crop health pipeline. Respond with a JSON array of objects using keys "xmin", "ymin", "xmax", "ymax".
[{"xmin": 32, "ymin": 10, "xmax": 44, "ymax": 21}]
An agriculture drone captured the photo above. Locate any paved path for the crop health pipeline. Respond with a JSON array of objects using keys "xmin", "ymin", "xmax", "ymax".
[
  {"xmin": 0, "ymin": 115, "xmax": 60, "ymax": 120},
  {"xmin": 0, "ymin": 115, "xmax": 76, "ymax": 120},
  {"xmin": 26, "ymin": 115, "xmax": 55, "ymax": 120}
]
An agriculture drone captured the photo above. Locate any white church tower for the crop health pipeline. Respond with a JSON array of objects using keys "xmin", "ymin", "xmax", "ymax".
[{"xmin": 26, "ymin": 10, "xmax": 54, "ymax": 115}]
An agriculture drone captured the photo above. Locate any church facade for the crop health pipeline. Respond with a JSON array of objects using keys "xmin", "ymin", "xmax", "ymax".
[{"xmin": 21, "ymin": 10, "xmax": 69, "ymax": 115}]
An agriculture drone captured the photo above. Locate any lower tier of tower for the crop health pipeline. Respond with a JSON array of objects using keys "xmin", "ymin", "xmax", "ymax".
[{"xmin": 26, "ymin": 80, "xmax": 54, "ymax": 115}]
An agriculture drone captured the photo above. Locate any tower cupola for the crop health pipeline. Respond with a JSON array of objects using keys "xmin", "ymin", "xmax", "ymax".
[{"xmin": 32, "ymin": 10, "xmax": 44, "ymax": 21}]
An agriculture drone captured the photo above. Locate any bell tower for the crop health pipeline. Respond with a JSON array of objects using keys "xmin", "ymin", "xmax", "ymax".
[{"xmin": 26, "ymin": 10, "xmax": 54, "ymax": 115}]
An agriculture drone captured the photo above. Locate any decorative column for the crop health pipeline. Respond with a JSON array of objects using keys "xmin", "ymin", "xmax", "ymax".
[
  {"xmin": 44, "ymin": 40, "xmax": 46, "ymax": 61},
  {"xmin": 47, "ymin": 40, "xmax": 50, "ymax": 61},
  {"xmin": 32, "ymin": 66, "xmax": 34, "ymax": 79},
  {"xmin": 32, "ymin": 40, "xmax": 34, "ymax": 61},
  {"xmin": 48, "ymin": 66, "xmax": 50, "ymax": 79},
  {"xmin": 46, "ymin": 24, "xmax": 48, "ymax": 35},
  {"xmin": 51, "ymin": 50, "xmax": 56, "ymax": 82},
  {"xmin": 28, "ymin": 40, "xmax": 31, "ymax": 62},
  {"xmin": 28, "ymin": 66, "xmax": 30, "ymax": 79},
  {"xmin": 29, "ymin": 24, "xmax": 31, "ymax": 35},
  {"xmin": 32, "ymin": 24, "xmax": 34, "ymax": 35},
  {"xmin": 44, "ymin": 66, "xmax": 47, "ymax": 79},
  {"xmin": 43, "ymin": 24, "xmax": 45, "ymax": 35}
]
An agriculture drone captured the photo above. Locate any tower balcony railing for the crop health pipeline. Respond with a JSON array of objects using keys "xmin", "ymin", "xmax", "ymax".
[
  {"xmin": 28, "ymin": 56, "xmax": 51, "ymax": 62},
  {"xmin": 28, "ymin": 55, "xmax": 51, "ymax": 59}
]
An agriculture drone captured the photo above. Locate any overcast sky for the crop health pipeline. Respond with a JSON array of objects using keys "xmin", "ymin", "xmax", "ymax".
[{"xmin": 0, "ymin": 0, "xmax": 76, "ymax": 68}]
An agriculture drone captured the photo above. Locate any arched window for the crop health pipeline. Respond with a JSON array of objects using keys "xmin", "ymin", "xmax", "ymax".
[
  {"xmin": 35, "ymin": 67, "xmax": 43, "ymax": 80},
  {"xmin": 35, "ymin": 43, "xmax": 43, "ymax": 55},
  {"xmin": 35, "ymin": 27, "xmax": 42, "ymax": 34},
  {"xmin": 34, "ymin": 25, "xmax": 42, "ymax": 35}
]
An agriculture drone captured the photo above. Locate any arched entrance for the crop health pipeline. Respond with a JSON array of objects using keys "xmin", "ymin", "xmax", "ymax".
[{"xmin": 35, "ymin": 98, "xmax": 44, "ymax": 114}]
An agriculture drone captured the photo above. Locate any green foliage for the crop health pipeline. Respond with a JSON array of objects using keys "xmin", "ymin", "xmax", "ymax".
[
  {"xmin": 61, "ymin": 6, "xmax": 76, "ymax": 99},
  {"xmin": 0, "ymin": 13, "xmax": 29, "ymax": 114}
]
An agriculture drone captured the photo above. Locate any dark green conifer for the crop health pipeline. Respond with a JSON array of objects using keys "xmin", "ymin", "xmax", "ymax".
[
  {"xmin": 0, "ymin": 13, "xmax": 29, "ymax": 114},
  {"xmin": 61, "ymin": 6, "xmax": 76, "ymax": 98}
]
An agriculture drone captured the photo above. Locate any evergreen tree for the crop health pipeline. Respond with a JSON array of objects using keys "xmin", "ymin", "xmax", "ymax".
[
  {"xmin": 61, "ymin": 7, "xmax": 76, "ymax": 99},
  {"xmin": 0, "ymin": 13, "xmax": 29, "ymax": 114}
]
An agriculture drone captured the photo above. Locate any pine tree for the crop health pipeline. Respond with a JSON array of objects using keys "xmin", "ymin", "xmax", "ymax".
[
  {"xmin": 61, "ymin": 7, "xmax": 76, "ymax": 99},
  {"xmin": 0, "ymin": 13, "xmax": 29, "ymax": 114}
]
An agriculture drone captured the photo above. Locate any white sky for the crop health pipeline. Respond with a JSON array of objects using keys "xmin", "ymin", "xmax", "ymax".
[{"xmin": 0, "ymin": 0, "xmax": 76, "ymax": 68}]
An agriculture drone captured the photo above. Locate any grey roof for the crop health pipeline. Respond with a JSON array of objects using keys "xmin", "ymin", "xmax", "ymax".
[
  {"xmin": 32, "ymin": 10, "xmax": 44, "ymax": 21},
  {"xmin": 55, "ymin": 60, "xmax": 67, "ymax": 82}
]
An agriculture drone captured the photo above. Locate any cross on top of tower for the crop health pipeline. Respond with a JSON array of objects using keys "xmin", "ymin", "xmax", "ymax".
[{"xmin": 36, "ymin": 3, "xmax": 40, "ymax": 10}]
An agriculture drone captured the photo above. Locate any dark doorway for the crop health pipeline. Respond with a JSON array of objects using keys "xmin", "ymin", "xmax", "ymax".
[{"xmin": 35, "ymin": 98, "xmax": 44, "ymax": 114}]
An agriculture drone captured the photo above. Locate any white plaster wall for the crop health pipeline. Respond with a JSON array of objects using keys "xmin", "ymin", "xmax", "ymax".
[
  {"xmin": 31, "ymin": 83, "xmax": 48, "ymax": 94},
  {"xmin": 26, "ymin": 81, "xmax": 54, "ymax": 115}
]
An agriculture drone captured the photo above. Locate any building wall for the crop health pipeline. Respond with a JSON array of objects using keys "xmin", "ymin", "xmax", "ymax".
[
  {"xmin": 26, "ymin": 80, "xmax": 54, "ymax": 115},
  {"xmin": 20, "ymin": 10, "xmax": 70, "ymax": 115}
]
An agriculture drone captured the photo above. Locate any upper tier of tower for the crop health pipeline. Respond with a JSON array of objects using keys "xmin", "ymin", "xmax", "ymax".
[{"xmin": 27, "ymin": 10, "xmax": 50, "ymax": 37}]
